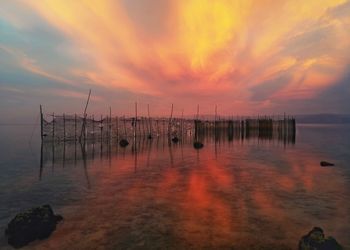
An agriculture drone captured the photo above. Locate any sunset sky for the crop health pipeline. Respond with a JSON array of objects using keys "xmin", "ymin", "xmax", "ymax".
[{"xmin": 1, "ymin": 0, "xmax": 350, "ymax": 121}]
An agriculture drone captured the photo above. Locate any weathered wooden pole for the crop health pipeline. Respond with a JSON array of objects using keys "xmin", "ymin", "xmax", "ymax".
[
  {"xmin": 109, "ymin": 107, "xmax": 112, "ymax": 139},
  {"xmin": 79, "ymin": 89, "xmax": 91, "ymax": 142},
  {"xmin": 100, "ymin": 114, "xmax": 103, "ymax": 141},
  {"xmin": 116, "ymin": 116, "xmax": 119, "ymax": 139},
  {"xmin": 63, "ymin": 113, "xmax": 66, "ymax": 141},
  {"xmin": 74, "ymin": 114, "xmax": 77, "ymax": 141},
  {"xmin": 156, "ymin": 119, "xmax": 160, "ymax": 136},
  {"xmin": 92, "ymin": 115, "xmax": 95, "ymax": 140},
  {"xmin": 40, "ymin": 105, "xmax": 43, "ymax": 140},
  {"xmin": 147, "ymin": 104, "xmax": 152, "ymax": 137},
  {"xmin": 123, "ymin": 115, "xmax": 127, "ymax": 137},
  {"xmin": 134, "ymin": 102, "xmax": 138, "ymax": 138},
  {"xmin": 181, "ymin": 109, "xmax": 184, "ymax": 137},
  {"xmin": 168, "ymin": 104, "xmax": 173, "ymax": 136},
  {"xmin": 215, "ymin": 105, "xmax": 217, "ymax": 134},
  {"xmin": 52, "ymin": 112, "xmax": 55, "ymax": 140},
  {"xmin": 142, "ymin": 117, "xmax": 146, "ymax": 137}
]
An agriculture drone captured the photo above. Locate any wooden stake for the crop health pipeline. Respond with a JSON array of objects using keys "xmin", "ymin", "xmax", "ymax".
[
  {"xmin": 109, "ymin": 106, "xmax": 112, "ymax": 139},
  {"xmin": 74, "ymin": 114, "xmax": 77, "ymax": 141},
  {"xmin": 63, "ymin": 113, "xmax": 66, "ymax": 141},
  {"xmin": 116, "ymin": 116, "xmax": 119, "ymax": 138},
  {"xmin": 196, "ymin": 104, "xmax": 199, "ymax": 120},
  {"xmin": 123, "ymin": 115, "xmax": 127, "ymax": 137},
  {"xmin": 181, "ymin": 109, "xmax": 184, "ymax": 136},
  {"xmin": 52, "ymin": 112, "xmax": 55, "ymax": 140},
  {"xmin": 168, "ymin": 104, "xmax": 173, "ymax": 136},
  {"xmin": 134, "ymin": 102, "xmax": 137, "ymax": 138},
  {"xmin": 147, "ymin": 104, "xmax": 152, "ymax": 135},
  {"xmin": 79, "ymin": 89, "xmax": 91, "ymax": 142},
  {"xmin": 40, "ymin": 105, "xmax": 43, "ymax": 140},
  {"xmin": 100, "ymin": 114, "xmax": 103, "ymax": 141}
]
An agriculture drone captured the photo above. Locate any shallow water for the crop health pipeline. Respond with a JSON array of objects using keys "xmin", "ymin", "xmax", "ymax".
[{"xmin": 0, "ymin": 124, "xmax": 349, "ymax": 249}]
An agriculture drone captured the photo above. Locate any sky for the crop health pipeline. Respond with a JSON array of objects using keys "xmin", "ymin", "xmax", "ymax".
[{"xmin": 1, "ymin": 0, "xmax": 350, "ymax": 122}]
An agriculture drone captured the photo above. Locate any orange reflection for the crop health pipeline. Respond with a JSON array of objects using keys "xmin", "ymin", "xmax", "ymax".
[{"xmin": 35, "ymin": 138, "xmax": 350, "ymax": 249}]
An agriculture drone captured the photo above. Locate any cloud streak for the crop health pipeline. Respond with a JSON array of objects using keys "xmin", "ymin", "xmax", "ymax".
[{"xmin": 0, "ymin": 0, "xmax": 349, "ymax": 115}]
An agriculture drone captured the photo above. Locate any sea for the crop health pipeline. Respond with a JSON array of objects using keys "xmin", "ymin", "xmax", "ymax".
[{"xmin": 0, "ymin": 123, "xmax": 349, "ymax": 249}]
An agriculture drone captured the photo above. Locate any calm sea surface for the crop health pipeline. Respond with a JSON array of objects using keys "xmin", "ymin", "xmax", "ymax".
[{"xmin": 0, "ymin": 124, "xmax": 349, "ymax": 249}]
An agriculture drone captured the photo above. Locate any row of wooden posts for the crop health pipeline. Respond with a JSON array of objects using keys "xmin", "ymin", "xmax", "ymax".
[{"xmin": 40, "ymin": 104, "xmax": 296, "ymax": 144}]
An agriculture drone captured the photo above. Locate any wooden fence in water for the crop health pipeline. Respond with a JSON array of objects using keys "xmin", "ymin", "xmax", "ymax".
[{"xmin": 40, "ymin": 108, "xmax": 296, "ymax": 144}]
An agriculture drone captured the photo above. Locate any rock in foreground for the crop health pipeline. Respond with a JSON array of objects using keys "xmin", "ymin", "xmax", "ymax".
[
  {"xmin": 5, "ymin": 205, "xmax": 63, "ymax": 248},
  {"xmin": 299, "ymin": 227, "xmax": 342, "ymax": 250}
]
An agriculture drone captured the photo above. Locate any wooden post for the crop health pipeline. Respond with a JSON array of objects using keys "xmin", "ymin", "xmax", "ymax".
[
  {"xmin": 116, "ymin": 116, "xmax": 119, "ymax": 139},
  {"xmin": 181, "ymin": 109, "xmax": 184, "ymax": 137},
  {"xmin": 79, "ymin": 89, "xmax": 91, "ymax": 142},
  {"xmin": 63, "ymin": 113, "xmax": 66, "ymax": 141},
  {"xmin": 40, "ymin": 105, "xmax": 43, "ymax": 140},
  {"xmin": 100, "ymin": 114, "xmax": 103, "ymax": 141},
  {"xmin": 147, "ymin": 104, "xmax": 152, "ymax": 136},
  {"xmin": 142, "ymin": 117, "xmax": 146, "ymax": 137},
  {"xmin": 52, "ymin": 112, "xmax": 55, "ymax": 140},
  {"xmin": 92, "ymin": 114, "xmax": 95, "ymax": 141},
  {"xmin": 215, "ymin": 105, "xmax": 217, "ymax": 133},
  {"xmin": 74, "ymin": 114, "xmax": 77, "ymax": 141},
  {"xmin": 109, "ymin": 107, "xmax": 112, "ymax": 140},
  {"xmin": 134, "ymin": 102, "xmax": 137, "ymax": 138},
  {"xmin": 156, "ymin": 119, "xmax": 160, "ymax": 136},
  {"xmin": 168, "ymin": 104, "xmax": 173, "ymax": 136},
  {"xmin": 123, "ymin": 115, "xmax": 127, "ymax": 137}
]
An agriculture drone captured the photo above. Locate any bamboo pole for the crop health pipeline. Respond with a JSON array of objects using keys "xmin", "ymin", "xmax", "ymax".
[
  {"xmin": 92, "ymin": 114, "xmax": 95, "ymax": 141},
  {"xmin": 63, "ymin": 113, "xmax": 66, "ymax": 141},
  {"xmin": 134, "ymin": 102, "xmax": 138, "ymax": 138},
  {"xmin": 40, "ymin": 105, "xmax": 43, "ymax": 140},
  {"xmin": 52, "ymin": 112, "xmax": 55, "ymax": 140},
  {"xmin": 100, "ymin": 114, "xmax": 103, "ymax": 141},
  {"xmin": 74, "ymin": 114, "xmax": 77, "ymax": 141},
  {"xmin": 142, "ymin": 117, "xmax": 146, "ymax": 137},
  {"xmin": 181, "ymin": 109, "xmax": 184, "ymax": 137},
  {"xmin": 79, "ymin": 89, "xmax": 91, "ymax": 142},
  {"xmin": 147, "ymin": 104, "xmax": 152, "ymax": 136},
  {"xmin": 168, "ymin": 104, "xmax": 173, "ymax": 136},
  {"xmin": 116, "ymin": 116, "xmax": 119, "ymax": 139},
  {"xmin": 109, "ymin": 107, "xmax": 112, "ymax": 139},
  {"xmin": 123, "ymin": 115, "xmax": 127, "ymax": 137}
]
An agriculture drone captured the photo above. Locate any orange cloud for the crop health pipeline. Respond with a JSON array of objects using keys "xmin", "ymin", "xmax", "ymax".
[{"xmin": 4, "ymin": 0, "xmax": 350, "ymax": 112}]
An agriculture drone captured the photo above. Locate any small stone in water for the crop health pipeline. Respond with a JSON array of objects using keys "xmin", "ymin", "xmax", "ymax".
[{"xmin": 320, "ymin": 161, "xmax": 335, "ymax": 167}]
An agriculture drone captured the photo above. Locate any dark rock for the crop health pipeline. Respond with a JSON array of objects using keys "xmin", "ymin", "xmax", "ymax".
[
  {"xmin": 119, "ymin": 139, "xmax": 129, "ymax": 147},
  {"xmin": 320, "ymin": 161, "xmax": 335, "ymax": 167},
  {"xmin": 147, "ymin": 134, "xmax": 153, "ymax": 140},
  {"xmin": 5, "ymin": 205, "xmax": 63, "ymax": 248},
  {"xmin": 193, "ymin": 141, "xmax": 204, "ymax": 149},
  {"xmin": 171, "ymin": 137, "xmax": 179, "ymax": 143},
  {"xmin": 299, "ymin": 227, "xmax": 342, "ymax": 250}
]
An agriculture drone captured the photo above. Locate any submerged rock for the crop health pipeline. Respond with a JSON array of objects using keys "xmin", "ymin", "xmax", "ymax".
[
  {"xmin": 193, "ymin": 141, "xmax": 204, "ymax": 149},
  {"xmin": 320, "ymin": 161, "xmax": 335, "ymax": 167},
  {"xmin": 119, "ymin": 139, "xmax": 129, "ymax": 147},
  {"xmin": 5, "ymin": 205, "xmax": 63, "ymax": 248},
  {"xmin": 299, "ymin": 227, "xmax": 342, "ymax": 250}
]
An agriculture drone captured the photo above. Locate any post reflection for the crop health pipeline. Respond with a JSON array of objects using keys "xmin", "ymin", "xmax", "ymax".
[{"xmin": 36, "ymin": 132, "xmax": 349, "ymax": 249}]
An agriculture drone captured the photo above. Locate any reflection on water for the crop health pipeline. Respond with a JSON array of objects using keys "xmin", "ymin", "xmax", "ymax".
[{"xmin": 0, "ymin": 125, "xmax": 350, "ymax": 249}]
